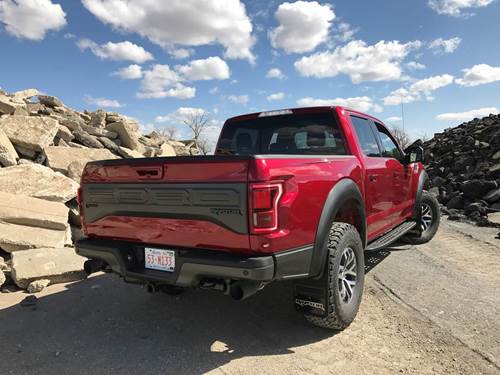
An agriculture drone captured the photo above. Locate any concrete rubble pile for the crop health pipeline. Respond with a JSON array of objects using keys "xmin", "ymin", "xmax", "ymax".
[
  {"xmin": 0, "ymin": 88, "xmax": 199, "ymax": 293},
  {"xmin": 424, "ymin": 113, "xmax": 500, "ymax": 231}
]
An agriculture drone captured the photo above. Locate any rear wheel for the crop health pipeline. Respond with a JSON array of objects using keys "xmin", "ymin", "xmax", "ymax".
[
  {"xmin": 402, "ymin": 191, "xmax": 440, "ymax": 244},
  {"xmin": 304, "ymin": 223, "xmax": 364, "ymax": 330}
]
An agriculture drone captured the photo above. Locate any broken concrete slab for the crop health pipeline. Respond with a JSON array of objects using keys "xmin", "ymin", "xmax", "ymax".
[
  {"xmin": 44, "ymin": 146, "xmax": 117, "ymax": 174},
  {"xmin": 106, "ymin": 121, "xmax": 142, "ymax": 150},
  {"xmin": 56, "ymin": 125, "xmax": 74, "ymax": 142},
  {"xmin": 118, "ymin": 146, "xmax": 144, "ymax": 158},
  {"xmin": 159, "ymin": 142, "xmax": 176, "ymax": 157},
  {"xmin": 38, "ymin": 95, "xmax": 64, "ymax": 108},
  {"xmin": 0, "ymin": 164, "xmax": 78, "ymax": 202},
  {"xmin": 0, "ymin": 222, "xmax": 67, "ymax": 253},
  {"xmin": 0, "ymin": 129, "xmax": 18, "ymax": 166},
  {"xmin": 11, "ymin": 247, "xmax": 86, "ymax": 289},
  {"xmin": 73, "ymin": 130, "xmax": 104, "ymax": 148},
  {"xmin": 0, "ymin": 95, "xmax": 16, "ymax": 115},
  {"xmin": 89, "ymin": 110, "xmax": 106, "ymax": 128},
  {"xmin": 0, "ymin": 116, "xmax": 58, "ymax": 151},
  {"xmin": 0, "ymin": 191, "xmax": 69, "ymax": 230}
]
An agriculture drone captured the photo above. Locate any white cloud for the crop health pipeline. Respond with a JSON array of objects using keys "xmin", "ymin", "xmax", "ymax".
[
  {"xmin": 267, "ymin": 92, "xmax": 285, "ymax": 101},
  {"xmin": 136, "ymin": 64, "xmax": 195, "ymax": 99},
  {"xmin": 428, "ymin": 0, "xmax": 495, "ymax": 16},
  {"xmin": 0, "ymin": 0, "xmax": 66, "ymax": 40},
  {"xmin": 134, "ymin": 58, "xmax": 230, "ymax": 99},
  {"xmin": 82, "ymin": 0, "xmax": 255, "ymax": 62},
  {"xmin": 385, "ymin": 116, "xmax": 403, "ymax": 123},
  {"xmin": 296, "ymin": 96, "xmax": 383, "ymax": 113},
  {"xmin": 209, "ymin": 87, "xmax": 219, "ymax": 95},
  {"xmin": 85, "ymin": 95, "xmax": 123, "ymax": 108},
  {"xmin": 295, "ymin": 40, "xmax": 421, "ymax": 83},
  {"xmin": 406, "ymin": 61, "xmax": 426, "ymax": 70},
  {"xmin": 228, "ymin": 95, "xmax": 249, "ymax": 104},
  {"xmin": 334, "ymin": 22, "xmax": 358, "ymax": 43},
  {"xmin": 383, "ymin": 74, "xmax": 454, "ymax": 105},
  {"xmin": 455, "ymin": 64, "xmax": 500, "ymax": 87},
  {"xmin": 169, "ymin": 48, "xmax": 194, "ymax": 59},
  {"xmin": 266, "ymin": 68, "xmax": 286, "ymax": 80},
  {"xmin": 155, "ymin": 107, "xmax": 206, "ymax": 123},
  {"xmin": 77, "ymin": 39, "xmax": 154, "ymax": 63},
  {"xmin": 435, "ymin": 107, "xmax": 499, "ymax": 121},
  {"xmin": 429, "ymin": 37, "xmax": 462, "ymax": 54},
  {"xmin": 176, "ymin": 56, "xmax": 230, "ymax": 81},
  {"xmin": 269, "ymin": 1, "xmax": 335, "ymax": 54},
  {"xmin": 112, "ymin": 64, "xmax": 143, "ymax": 79}
]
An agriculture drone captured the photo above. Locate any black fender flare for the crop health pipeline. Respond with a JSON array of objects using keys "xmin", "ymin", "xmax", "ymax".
[
  {"xmin": 413, "ymin": 169, "xmax": 429, "ymax": 220},
  {"xmin": 310, "ymin": 179, "xmax": 366, "ymax": 279}
]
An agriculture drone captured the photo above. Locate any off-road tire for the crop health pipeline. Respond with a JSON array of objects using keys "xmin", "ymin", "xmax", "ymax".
[
  {"xmin": 305, "ymin": 223, "xmax": 364, "ymax": 330},
  {"xmin": 402, "ymin": 191, "xmax": 440, "ymax": 245}
]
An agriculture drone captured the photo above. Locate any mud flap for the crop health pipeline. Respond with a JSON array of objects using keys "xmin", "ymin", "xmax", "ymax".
[{"xmin": 293, "ymin": 277, "xmax": 329, "ymax": 317}]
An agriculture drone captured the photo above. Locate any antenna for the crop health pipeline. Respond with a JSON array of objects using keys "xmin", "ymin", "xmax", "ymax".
[{"xmin": 400, "ymin": 96, "xmax": 405, "ymax": 132}]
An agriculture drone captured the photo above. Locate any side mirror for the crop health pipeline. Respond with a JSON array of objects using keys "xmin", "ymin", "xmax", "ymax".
[{"xmin": 402, "ymin": 146, "xmax": 423, "ymax": 165}]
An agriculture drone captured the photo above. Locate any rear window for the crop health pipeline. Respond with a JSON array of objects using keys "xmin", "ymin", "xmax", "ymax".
[{"xmin": 215, "ymin": 113, "xmax": 347, "ymax": 155}]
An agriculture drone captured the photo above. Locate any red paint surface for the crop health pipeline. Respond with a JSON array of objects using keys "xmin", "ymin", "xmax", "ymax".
[{"xmin": 81, "ymin": 106, "xmax": 420, "ymax": 254}]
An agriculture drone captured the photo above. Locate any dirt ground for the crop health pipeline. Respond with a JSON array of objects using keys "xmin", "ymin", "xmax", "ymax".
[{"xmin": 0, "ymin": 220, "xmax": 499, "ymax": 375}]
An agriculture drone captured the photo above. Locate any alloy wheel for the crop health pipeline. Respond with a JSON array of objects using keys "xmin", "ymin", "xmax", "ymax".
[{"xmin": 338, "ymin": 247, "xmax": 357, "ymax": 304}]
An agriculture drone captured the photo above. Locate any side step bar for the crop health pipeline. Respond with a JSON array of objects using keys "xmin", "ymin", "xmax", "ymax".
[{"xmin": 365, "ymin": 221, "xmax": 417, "ymax": 251}]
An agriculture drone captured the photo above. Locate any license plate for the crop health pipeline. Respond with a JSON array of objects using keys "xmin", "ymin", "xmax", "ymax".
[{"xmin": 144, "ymin": 248, "xmax": 175, "ymax": 272}]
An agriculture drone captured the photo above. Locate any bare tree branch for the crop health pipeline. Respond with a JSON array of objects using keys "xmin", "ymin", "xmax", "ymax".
[
  {"xmin": 390, "ymin": 125, "xmax": 411, "ymax": 149},
  {"xmin": 156, "ymin": 126, "xmax": 178, "ymax": 140},
  {"xmin": 183, "ymin": 112, "xmax": 209, "ymax": 142}
]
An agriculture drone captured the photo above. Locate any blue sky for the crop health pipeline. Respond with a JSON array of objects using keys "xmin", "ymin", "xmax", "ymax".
[{"xmin": 1, "ymin": 0, "xmax": 499, "ymax": 143}]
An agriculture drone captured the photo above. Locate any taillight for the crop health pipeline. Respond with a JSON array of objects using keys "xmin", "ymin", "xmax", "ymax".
[
  {"xmin": 76, "ymin": 187, "xmax": 88, "ymax": 236},
  {"xmin": 249, "ymin": 183, "xmax": 283, "ymax": 233}
]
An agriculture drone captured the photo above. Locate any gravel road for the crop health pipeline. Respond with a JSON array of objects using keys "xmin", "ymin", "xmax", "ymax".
[{"xmin": 1, "ymin": 220, "xmax": 499, "ymax": 375}]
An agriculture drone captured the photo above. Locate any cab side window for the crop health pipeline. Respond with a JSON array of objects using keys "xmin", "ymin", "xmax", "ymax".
[
  {"xmin": 375, "ymin": 123, "xmax": 402, "ymax": 159},
  {"xmin": 350, "ymin": 115, "xmax": 380, "ymax": 157}
]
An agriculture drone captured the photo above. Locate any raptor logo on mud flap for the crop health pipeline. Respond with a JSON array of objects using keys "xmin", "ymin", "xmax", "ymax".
[{"xmin": 295, "ymin": 298, "xmax": 326, "ymax": 311}]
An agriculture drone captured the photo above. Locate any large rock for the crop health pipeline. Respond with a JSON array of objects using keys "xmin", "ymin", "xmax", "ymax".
[
  {"xmin": 89, "ymin": 110, "xmax": 106, "ymax": 128},
  {"xmin": 73, "ymin": 130, "xmax": 104, "ymax": 148},
  {"xmin": 38, "ymin": 95, "xmax": 64, "ymax": 108},
  {"xmin": 0, "ymin": 164, "xmax": 78, "ymax": 202},
  {"xmin": 0, "ymin": 116, "xmax": 58, "ymax": 151},
  {"xmin": 11, "ymin": 88, "xmax": 40, "ymax": 102},
  {"xmin": 106, "ymin": 121, "xmax": 142, "ymax": 150},
  {"xmin": 56, "ymin": 125, "xmax": 74, "ymax": 142},
  {"xmin": 0, "ymin": 95, "xmax": 16, "ymax": 115},
  {"xmin": 159, "ymin": 142, "xmax": 176, "ymax": 157},
  {"xmin": 44, "ymin": 146, "xmax": 118, "ymax": 174},
  {"xmin": 0, "ymin": 129, "xmax": 18, "ymax": 166},
  {"xmin": 0, "ymin": 191, "xmax": 69, "ymax": 230},
  {"xmin": 0, "ymin": 222, "xmax": 67, "ymax": 252},
  {"xmin": 118, "ymin": 146, "xmax": 144, "ymax": 159},
  {"xmin": 98, "ymin": 136, "xmax": 121, "ymax": 154},
  {"xmin": 11, "ymin": 247, "xmax": 86, "ymax": 289}
]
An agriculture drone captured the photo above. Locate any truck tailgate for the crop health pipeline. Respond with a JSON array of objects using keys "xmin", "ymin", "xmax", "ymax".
[{"xmin": 80, "ymin": 156, "xmax": 252, "ymax": 253}]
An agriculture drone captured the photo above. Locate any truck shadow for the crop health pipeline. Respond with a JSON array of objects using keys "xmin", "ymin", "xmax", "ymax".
[
  {"xmin": 0, "ymin": 275, "xmax": 333, "ymax": 375},
  {"xmin": 364, "ymin": 240, "xmax": 413, "ymax": 274}
]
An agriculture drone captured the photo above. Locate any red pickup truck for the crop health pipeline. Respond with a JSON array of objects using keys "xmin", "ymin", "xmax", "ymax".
[{"xmin": 76, "ymin": 106, "xmax": 439, "ymax": 330}]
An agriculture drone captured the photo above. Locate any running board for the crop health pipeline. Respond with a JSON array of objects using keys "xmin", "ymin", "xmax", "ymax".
[{"xmin": 365, "ymin": 221, "xmax": 417, "ymax": 251}]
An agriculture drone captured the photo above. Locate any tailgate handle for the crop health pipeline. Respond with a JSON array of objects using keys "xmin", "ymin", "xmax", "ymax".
[{"xmin": 133, "ymin": 166, "xmax": 163, "ymax": 180}]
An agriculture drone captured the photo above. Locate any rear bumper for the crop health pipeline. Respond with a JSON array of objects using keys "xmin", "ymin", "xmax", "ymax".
[{"xmin": 75, "ymin": 238, "xmax": 313, "ymax": 287}]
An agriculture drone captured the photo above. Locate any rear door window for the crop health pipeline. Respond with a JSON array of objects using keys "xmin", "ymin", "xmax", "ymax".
[
  {"xmin": 350, "ymin": 115, "xmax": 381, "ymax": 157},
  {"xmin": 216, "ymin": 113, "xmax": 347, "ymax": 155}
]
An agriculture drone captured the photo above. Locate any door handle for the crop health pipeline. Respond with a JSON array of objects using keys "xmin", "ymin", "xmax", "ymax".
[{"xmin": 369, "ymin": 175, "xmax": 377, "ymax": 182}]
